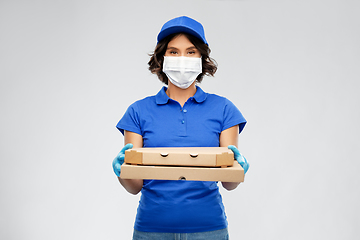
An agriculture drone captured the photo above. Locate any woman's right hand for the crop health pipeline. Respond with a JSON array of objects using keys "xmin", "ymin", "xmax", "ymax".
[{"xmin": 112, "ymin": 143, "xmax": 133, "ymax": 177}]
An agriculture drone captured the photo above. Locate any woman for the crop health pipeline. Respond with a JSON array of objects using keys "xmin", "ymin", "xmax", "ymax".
[{"xmin": 113, "ymin": 16, "xmax": 249, "ymax": 240}]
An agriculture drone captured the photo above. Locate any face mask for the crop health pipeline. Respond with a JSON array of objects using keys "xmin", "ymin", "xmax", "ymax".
[{"xmin": 163, "ymin": 56, "xmax": 202, "ymax": 89}]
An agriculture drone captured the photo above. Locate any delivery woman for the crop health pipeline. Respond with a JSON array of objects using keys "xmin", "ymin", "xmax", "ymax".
[{"xmin": 112, "ymin": 16, "xmax": 249, "ymax": 240}]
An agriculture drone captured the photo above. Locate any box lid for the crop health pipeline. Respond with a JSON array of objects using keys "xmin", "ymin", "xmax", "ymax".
[{"xmin": 124, "ymin": 147, "xmax": 234, "ymax": 167}]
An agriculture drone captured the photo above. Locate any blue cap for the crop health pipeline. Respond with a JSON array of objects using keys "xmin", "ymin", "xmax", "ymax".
[{"xmin": 157, "ymin": 16, "xmax": 208, "ymax": 45}]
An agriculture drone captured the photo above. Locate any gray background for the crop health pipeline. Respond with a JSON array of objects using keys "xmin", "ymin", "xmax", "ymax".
[{"xmin": 1, "ymin": 0, "xmax": 359, "ymax": 239}]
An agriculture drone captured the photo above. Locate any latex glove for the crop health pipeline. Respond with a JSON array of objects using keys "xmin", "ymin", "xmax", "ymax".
[
  {"xmin": 228, "ymin": 145, "xmax": 249, "ymax": 174},
  {"xmin": 112, "ymin": 143, "xmax": 133, "ymax": 177}
]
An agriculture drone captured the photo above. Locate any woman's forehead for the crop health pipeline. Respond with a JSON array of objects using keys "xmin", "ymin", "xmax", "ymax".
[{"xmin": 168, "ymin": 34, "xmax": 194, "ymax": 48}]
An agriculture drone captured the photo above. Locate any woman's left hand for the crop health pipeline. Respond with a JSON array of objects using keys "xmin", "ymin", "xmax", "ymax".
[{"xmin": 228, "ymin": 145, "xmax": 249, "ymax": 174}]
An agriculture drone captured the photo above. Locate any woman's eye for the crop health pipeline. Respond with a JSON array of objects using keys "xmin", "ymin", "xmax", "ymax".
[
  {"xmin": 188, "ymin": 51, "xmax": 195, "ymax": 55},
  {"xmin": 170, "ymin": 51, "xmax": 178, "ymax": 54}
]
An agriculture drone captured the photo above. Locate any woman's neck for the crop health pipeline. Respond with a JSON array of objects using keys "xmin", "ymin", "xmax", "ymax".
[{"xmin": 166, "ymin": 82, "xmax": 197, "ymax": 107}]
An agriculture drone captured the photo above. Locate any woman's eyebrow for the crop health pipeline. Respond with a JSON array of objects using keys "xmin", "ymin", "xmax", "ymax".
[{"xmin": 166, "ymin": 46, "xmax": 196, "ymax": 50}]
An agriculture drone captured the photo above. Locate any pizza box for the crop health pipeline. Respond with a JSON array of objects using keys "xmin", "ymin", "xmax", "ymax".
[
  {"xmin": 124, "ymin": 147, "xmax": 234, "ymax": 167},
  {"xmin": 120, "ymin": 160, "xmax": 244, "ymax": 182}
]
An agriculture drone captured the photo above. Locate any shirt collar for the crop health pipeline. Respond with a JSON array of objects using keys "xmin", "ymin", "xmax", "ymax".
[
  {"xmin": 192, "ymin": 86, "xmax": 207, "ymax": 103},
  {"xmin": 155, "ymin": 86, "xmax": 207, "ymax": 105},
  {"xmin": 155, "ymin": 86, "xmax": 170, "ymax": 105}
]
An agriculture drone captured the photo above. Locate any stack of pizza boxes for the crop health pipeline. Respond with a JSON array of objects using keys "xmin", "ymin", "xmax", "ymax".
[{"xmin": 120, "ymin": 147, "xmax": 244, "ymax": 182}]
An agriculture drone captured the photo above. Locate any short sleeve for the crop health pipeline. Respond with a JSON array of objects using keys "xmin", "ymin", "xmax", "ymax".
[
  {"xmin": 116, "ymin": 102, "xmax": 142, "ymax": 136},
  {"xmin": 222, "ymin": 99, "xmax": 247, "ymax": 134}
]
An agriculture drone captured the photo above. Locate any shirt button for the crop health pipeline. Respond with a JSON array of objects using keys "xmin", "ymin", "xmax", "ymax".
[
  {"xmin": 183, "ymin": 109, "xmax": 187, "ymax": 113},
  {"xmin": 181, "ymin": 120, "xmax": 185, "ymax": 124}
]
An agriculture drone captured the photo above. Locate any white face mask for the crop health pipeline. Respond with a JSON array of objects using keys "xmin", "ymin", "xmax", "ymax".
[{"xmin": 163, "ymin": 56, "xmax": 202, "ymax": 89}]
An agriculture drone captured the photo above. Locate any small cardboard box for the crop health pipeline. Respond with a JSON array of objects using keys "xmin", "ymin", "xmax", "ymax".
[
  {"xmin": 120, "ymin": 161, "xmax": 244, "ymax": 182},
  {"xmin": 125, "ymin": 147, "xmax": 234, "ymax": 167}
]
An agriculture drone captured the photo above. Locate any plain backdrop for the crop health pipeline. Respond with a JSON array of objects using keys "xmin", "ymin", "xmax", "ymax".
[{"xmin": 1, "ymin": 0, "xmax": 359, "ymax": 239}]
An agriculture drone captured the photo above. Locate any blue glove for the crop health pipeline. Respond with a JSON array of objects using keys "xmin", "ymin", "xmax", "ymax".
[
  {"xmin": 112, "ymin": 143, "xmax": 133, "ymax": 177},
  {"xmin": 228, "ymin": 145, "xmax": 249, "ymax": 174}
]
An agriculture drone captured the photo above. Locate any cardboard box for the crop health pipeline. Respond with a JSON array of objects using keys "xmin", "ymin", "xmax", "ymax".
[
  {"xmin": 125, "ymin": 147, "xmax": 234, "ymax": 167},
  {"xmin": 120, "ymin": 161, "xmax": 244, "ymax": 182}
]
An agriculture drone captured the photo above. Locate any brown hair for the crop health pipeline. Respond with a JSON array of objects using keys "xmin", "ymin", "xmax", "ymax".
[{"xmin": 148, "ymin": 33, "xmax": 217, "ymax": 85}]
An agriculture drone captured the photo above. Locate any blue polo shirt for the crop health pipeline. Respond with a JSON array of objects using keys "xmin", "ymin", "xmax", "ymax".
[{"xmin": 117, "ymin": 86, "xmax": 246, "ymax": 233}]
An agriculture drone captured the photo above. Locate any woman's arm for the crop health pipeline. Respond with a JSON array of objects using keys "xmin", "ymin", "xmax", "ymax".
[
  {"xmin": 118, "ymin": 131, "xmax": 144, "ymax": 195},
  {"xmin": 219, "ymin": 125, "xmax": 241, "ymax": 191}
]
